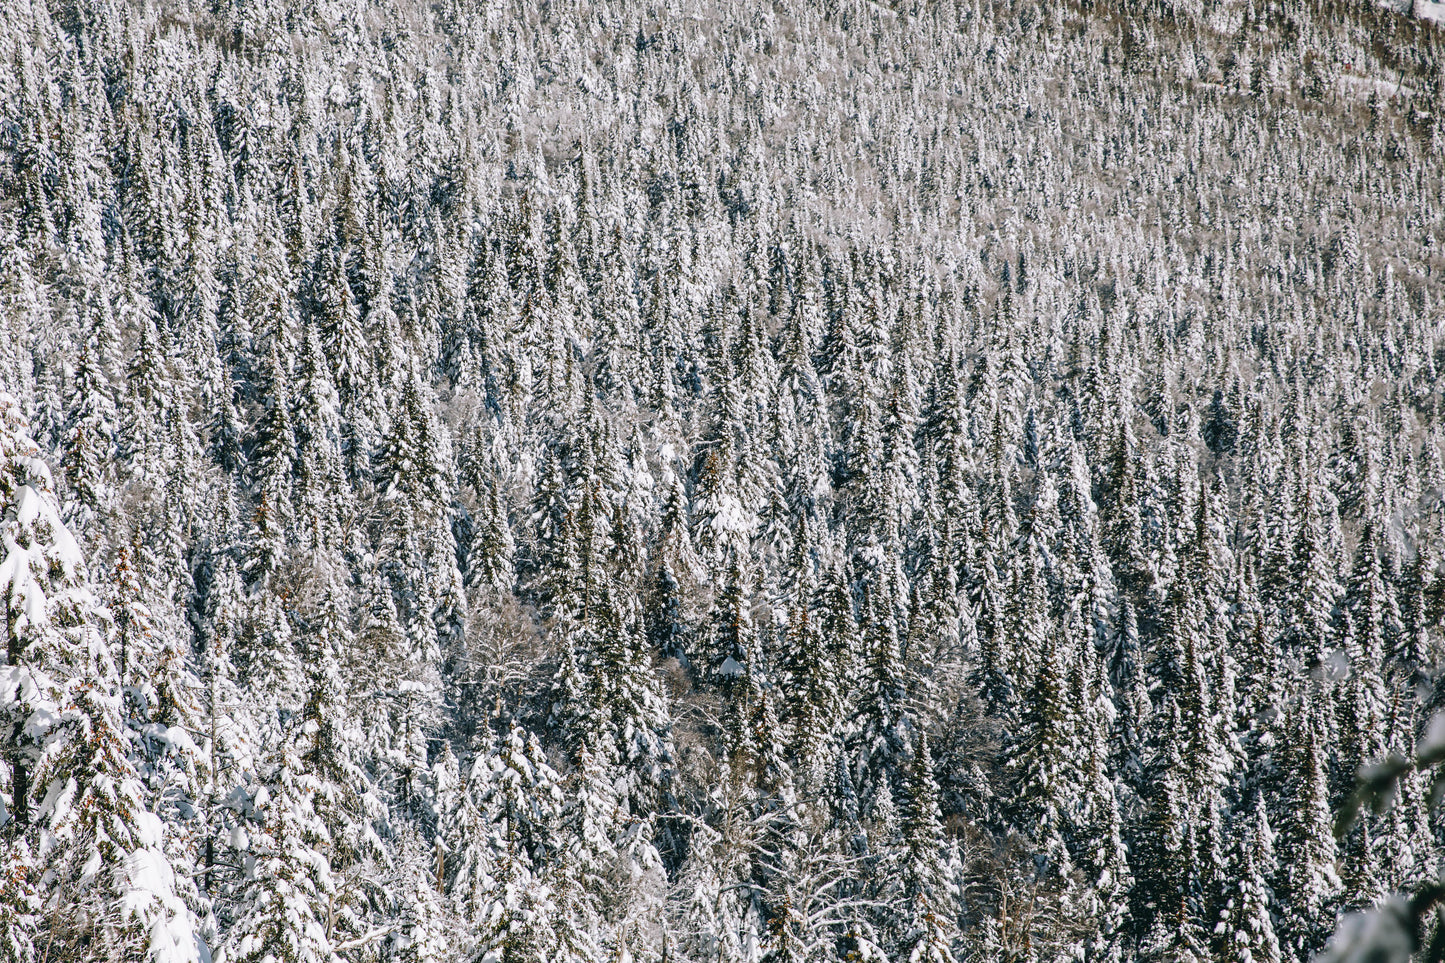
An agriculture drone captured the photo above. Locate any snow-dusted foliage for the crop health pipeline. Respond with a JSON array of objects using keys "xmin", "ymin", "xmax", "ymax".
[
  {"xmin": 2, "ymin": 0, "xmax": 1445, "ymax": 960},
  {"xmin": 0, "ymin": 394, "xmax": 201, "ymax": 963}
]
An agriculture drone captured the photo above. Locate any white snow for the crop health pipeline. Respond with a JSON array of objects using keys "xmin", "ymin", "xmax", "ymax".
[
  {"xmin": 1416, "ymin": 0, "xmax": 1445, "ymax": 23},
  {"xmin": 122, "ymin": 845, "xmax": 202, "ymax": 963},
  {"xmin": 0, "ymin": 664, "xmax": 56, "ymax": 734},
  {"xmin": 703, "ymin": 493, "xmax": 756, "ymax": 539},
  {"xmin": 0, "ymin": 528, "xmax": 50, "ymax": 641},
  {"xmin": 1339, "ymin": 73, "xmax": 1415, "ymax": 101},
  {"xmin": 229, "ymin": 824, "xmax": 249, "ymax": 850}
]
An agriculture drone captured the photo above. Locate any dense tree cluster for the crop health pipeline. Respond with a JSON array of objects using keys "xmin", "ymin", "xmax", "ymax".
[{"xmin": 2, "ymin": 0, "xmax": 1445, "ymax": 960}]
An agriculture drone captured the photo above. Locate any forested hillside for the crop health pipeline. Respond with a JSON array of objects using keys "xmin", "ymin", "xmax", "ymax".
[{"xmin": 1, "ymin": 0, "xmax": 1444, "ymax": 959}]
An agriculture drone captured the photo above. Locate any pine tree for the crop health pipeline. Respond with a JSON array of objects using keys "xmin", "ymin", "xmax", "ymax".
[
  {"xmin": 456, "ymin": 724, "xmax": 566, "ymax": 963},
  {"xmin": 777, "ymin": 516, "xmax": 834, "ymax": 772},
  {"xmin": 1133, "ymin": 701, "xmax": 1210, "ymax": 960},
  {"xmin": 853, "ymin": 572, "xmax": 910, "ymax": 815},
  {"xmin": 897, "ymin": 734, "xmax": 957, "ymax": 963},
  {"xmin": 588, "ymin": 581, "xmax": 674, "ymax": 817},
  {"xmin": 219, "ymin": 739, "xmax": 339, "ymax": 963},
  {"xmin": 292, "ymin": 325, "xmax": 348, "ymax": 553},
  {"xmin": 1007, "ymin": 607, "xmax": 1076, "ymax": 881},
  {"xmin": 0, "ymin": 395, "xmax": 199, "ymax": 963},
  {"xmin": 118, "ymin": 312, "xmax": 174, "ymax": 484},
  {"xmin": 60, "ymin": 313, "xmax": 119, "ymax": 527},
  {"xmin": 1273, "ymin": 701, "xmax": 1341, "ymax": 959},
  {"xmin": 1284, "ymin": 474, "xmax": 1342, "ymax": 672},
  {"xmin": 549, "ymin": 739, "xmax": 616, "ymax": 963},
  {"xmin": 245, "ymin": 343, "xmax": 296, "ymax": 585},
  {"xmin": 1102, "ymin": 412, "xmax": 1150, "ymax": 607},
  {"xmin": 468, "ymin": 480, "xmax": 517, "ymax": 596},
  {"xmin": 1216, "ymin": 798, "xmax": 1281, "ymax": 963}
]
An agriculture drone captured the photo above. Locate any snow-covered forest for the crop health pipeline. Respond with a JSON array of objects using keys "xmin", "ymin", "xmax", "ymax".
[{"xmin": 1, "ymin": 0, "xmax": 1444, "ymax": 959}]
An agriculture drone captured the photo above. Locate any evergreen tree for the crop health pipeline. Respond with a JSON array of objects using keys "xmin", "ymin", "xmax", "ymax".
[
  {"xmin": 3, "ymin": 3, "xmax": 1445, "ymax": 959},
  {"xmin": 897, "ymin": 734, "xmax": 957, "ymax": 963},
  {"xmin": 0, "ymin": 395, "xmax": 199, "ymax": 963},
  {"xmin": 1274, "ymin": 701, "xmax": 1341, "ymax": 959},
  {"xmin": 1216, "ymin": 798, "xmax": 1281, "ymax": 963}
]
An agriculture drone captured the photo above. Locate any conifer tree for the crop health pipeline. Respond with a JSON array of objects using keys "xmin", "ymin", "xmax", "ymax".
[
  {"xmin": 4, "ymin": 3, "xmax": 1445, "ymax": 959},
  {"xmin": 1216, "ymin": 797, "xmax": 1281, "ymax": 963},
  {"xmin": 60, "ymin": 317, "xmax": 118, "ymax": 527},
  {"xmin": 1274, "ymin": 701, "xmax": 1341, "ymax": 959},
  {"xmin": 897, "ymin": 734, "xmax": 957, "ymax": 963},
  {"xmin": 0, "ymin": 395, "xmax": 199, "ymax": 963}
]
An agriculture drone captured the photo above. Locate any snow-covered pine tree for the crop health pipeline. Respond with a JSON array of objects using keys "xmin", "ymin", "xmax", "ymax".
[{"xmin": 0, "ymin": 394, "xmax": 200, "ymax": 963}]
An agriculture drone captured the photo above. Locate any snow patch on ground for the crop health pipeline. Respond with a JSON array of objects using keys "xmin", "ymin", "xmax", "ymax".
[
  {"xmin": 1339, "ymin": 73, "xmax": 1414, "ymax": 100},
  {"xmin": 1374, "ymin": 0, "xmax": 1445, "ymax": 23},
  {"xmin": 1416, "ymin": 0, "xmax": 1445, "ymax": 22}
]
